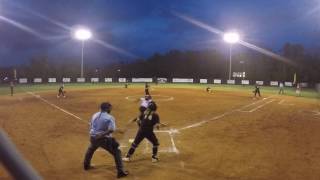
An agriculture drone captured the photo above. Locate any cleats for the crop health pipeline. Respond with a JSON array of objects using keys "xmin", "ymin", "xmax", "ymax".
[
  {"xmin": 83, "ymin": 164, "xmax": 94, "ymax": 170},
  {"xmin": 152, "ymin": 156, "xmax": 159, "ymax": 163},
  {"xmin": 117, "ymin": 171, "xmax": 129, "ymax": 178},
  {"xmin": 122, "ymin": 157, "xmax": 131, "ymax": 162}
]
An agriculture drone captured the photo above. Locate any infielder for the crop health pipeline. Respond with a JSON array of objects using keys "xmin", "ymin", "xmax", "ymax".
[
  {"xmin": 57, "ymin": 84, "xmax": 66, "ymax": 98},
  {"xmin": 145, "ymin": 82, "xmax": 150, "ymax": 95},
  {"xmin": 253, "ymin": 84, "xmax": 261, "ymax": 98},
  {"xmin": 296, "ymin": 83, "xmax": 301, "ymax": 96},
  {"xmin": 10, "ymin": 81, "xmax": 14, "ymax": 96},
  {"xmin": 206, "ymin": 86, "xmax": 213, "ymax": 93},
  {"xmin": 279, "ymin": 82, "xmax": 284, "ymax": 94}
]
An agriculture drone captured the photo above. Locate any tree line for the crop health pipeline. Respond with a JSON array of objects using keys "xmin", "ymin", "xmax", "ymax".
[{"xmin": 0, "ymin": 43, "xmax": 319, "ymax": 84}]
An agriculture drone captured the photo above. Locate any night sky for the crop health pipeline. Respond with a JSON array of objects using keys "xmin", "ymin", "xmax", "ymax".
[{"xmin": 0, "ymin": 0, "xmax": 319, "ymax": 66}]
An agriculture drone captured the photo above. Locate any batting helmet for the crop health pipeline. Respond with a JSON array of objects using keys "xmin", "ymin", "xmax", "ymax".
[{"xmin": 148, "ymin": 101, "xmax": 157, "ymax": 111}]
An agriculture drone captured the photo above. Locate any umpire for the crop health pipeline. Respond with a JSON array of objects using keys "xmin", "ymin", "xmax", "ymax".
[
  {"xmin": 83, "ymin": 102, "xmax": 128, "ymax": 178},
  {"xmin": 123, "ymin": 101, "xmax": 160, "ymax": 163}
]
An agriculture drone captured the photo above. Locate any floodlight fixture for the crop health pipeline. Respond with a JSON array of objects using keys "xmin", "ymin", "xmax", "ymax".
[
  {"xmin": 223, "ymin": 32, "xmax": 240, "ymax": 44},
  {"xmin": 74, "ymin": 28, "xmax": 92, "ymax": 41},
  {"xmin": 223, "ymin": 31, "xmax": 240, "ymax": 80},
  {"xmin": 72, "ymin": 27, "xmax": 92, "ymax": 77}
]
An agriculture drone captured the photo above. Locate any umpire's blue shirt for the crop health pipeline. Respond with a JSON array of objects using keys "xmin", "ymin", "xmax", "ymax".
[{"xmin": 89, "ymin": 112, "xmax": 116, "ymax": 138}]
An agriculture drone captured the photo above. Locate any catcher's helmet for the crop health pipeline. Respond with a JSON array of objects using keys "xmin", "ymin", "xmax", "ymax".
[
  {"xmin": 148, "ymin": 101, "xmax": 157, "ymax": 111},
  {"xmin": 100, "ymin": 102, "xmax": 112, "ymax": 112}
]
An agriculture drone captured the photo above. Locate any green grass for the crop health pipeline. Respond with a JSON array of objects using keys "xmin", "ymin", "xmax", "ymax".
[{"xmin": 0, "ymin": 83, "xmax": 319, "ymax": 99}]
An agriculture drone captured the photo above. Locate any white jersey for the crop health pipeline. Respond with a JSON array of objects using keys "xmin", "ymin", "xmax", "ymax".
[
  {"xmin": 279, "ymin": 83, "xmax": 284, "ymax": 88},
  {"xmin": 140, "ymin": 98, "xmax": 152, "ymax": 108}
]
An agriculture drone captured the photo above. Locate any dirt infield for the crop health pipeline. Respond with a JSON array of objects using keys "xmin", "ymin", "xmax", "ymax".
[{"xmin": 1, "ymin": 86, "xmax": 320, "ymax": 179}]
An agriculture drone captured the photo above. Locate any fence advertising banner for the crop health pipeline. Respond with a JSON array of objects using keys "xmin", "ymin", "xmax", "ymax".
[
  {"xmin": 62, "ymin": 78, "xmax": 71, "ymax": 83},
  {"xmin": 33, "ymin": 78, "xmax": 42, "ymax": 83},
  {"xmin": 172, "ymin": 78, "xmax": 194, "ymax": 83},
  {"xmin": 213, "ymin": 79, "xmax": 222, "ymax": 84},
  {"xmin": 48, "ymin": 78, "xmax": 56, "ymax": 83},
  {"xmin": 118, "ymin": 78, "xmax": 126, "ymax": 83},
  {"xmin": 200, "ymin": 79, "xmax": 207, "ymax": 84},
  {"xmin": 132, "ymin": 78, "xmax": 153, "ymax": 83}
]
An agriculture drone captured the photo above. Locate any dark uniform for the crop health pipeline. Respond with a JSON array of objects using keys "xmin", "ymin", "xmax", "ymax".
[
  {"xmin": 124, "ymin": 102, "xmax": 160, "ymax": 162},
  {"xmin": 10, "ymin": 81, "xmax": 14, "ymax": 96},
  {"xmin": 253, "ymin": 85, "xmax": 261, "ymax": 97},
  {"xmin": 57, "ymin": 85, "xmax": 65, "ymax": 98},
  {"xmin": 206, "ymin": 87, "xmax": 212, "ymax": 93},
  {"xmin": 145, "ymin": 83, "xmax": 150, "ymax": 95}
]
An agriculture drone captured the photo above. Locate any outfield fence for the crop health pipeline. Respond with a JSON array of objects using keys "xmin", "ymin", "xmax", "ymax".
[
  {"xmin": 10, "ymin": 77, "xmax": 313, "ymax": 87},
  {"xmin": 0, "ymin": 77, "xmax": 318, "ymax": 88}
]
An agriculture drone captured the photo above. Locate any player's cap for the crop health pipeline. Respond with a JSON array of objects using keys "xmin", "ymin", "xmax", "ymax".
[{"xmin": 100, "ymin": 102, "xmax": 112, "ymax": 111}]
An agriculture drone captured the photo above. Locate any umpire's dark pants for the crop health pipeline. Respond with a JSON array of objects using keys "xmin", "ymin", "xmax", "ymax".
[{"xmin": 84, "ymin": 136, "xmax": 123, "ymax": 172}]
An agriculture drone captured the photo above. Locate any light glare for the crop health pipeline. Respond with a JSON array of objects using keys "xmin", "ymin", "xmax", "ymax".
[
  {"xmin": 223, "ymin": 32, "xmax": 240, "ymax": 44},
  {"xmin": 74, "ymin": 28, "xmax": 92, "ymax": 40}
]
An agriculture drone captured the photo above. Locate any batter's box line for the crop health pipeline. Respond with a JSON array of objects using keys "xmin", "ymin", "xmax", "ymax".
[
  {"xmin": 143, "ymin": 134, "xmax": 179, "ymax": 154},
  {"xmin": 119, "ymin": 129, "xmax": 180, "ymax": 154}
]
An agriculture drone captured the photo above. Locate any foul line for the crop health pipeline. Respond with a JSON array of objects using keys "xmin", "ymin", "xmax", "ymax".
[
  {"xmin": 278, "ymin": 99, "xmax": 294, "ymax": 106},
  {"xmin": 237, "ymin": 96, "xmax": 275, "ymax": 111},
  {"xmin": 178, "ymin": 96, "xmax": 275, "ymax": 131},
  {"xmin": 311, "ymin": 110, "xmax": 320, "ymax": 116},
  {"xmin": 26, "ymin": 91, "xmax": 83, "ymax": 121},
  {"xmin": 278, "ymin": 99, "xmax": 285, "ymax": 105},
  {"xmin": 239, "ymin": 99, "xmax": 275, "ymax": 113}
]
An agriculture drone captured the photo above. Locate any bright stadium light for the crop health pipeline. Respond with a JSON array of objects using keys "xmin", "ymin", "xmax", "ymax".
[
  {"xmin": 223, "ymin": 32, "xmax": 240, "ymax": 80},
  {"xmin": 223, "ymin": 32, "xmax": 240, "ymax": 44},
  {"xmin": 74, "ymin": 28, "xmax": 92, "ymax": 41},
  {"xmin": 73, "ymin": 28, "xmax": 92, "ymax": 78}
]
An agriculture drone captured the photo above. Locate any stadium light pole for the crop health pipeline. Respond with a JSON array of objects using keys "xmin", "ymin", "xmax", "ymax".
[
  {"xmin": 73, "ymin": 28, "xmax": 92, "ymax": 78},
  {"xmin": 223, "ymin": 32, "xmax": 240, "ymax": 80}
]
